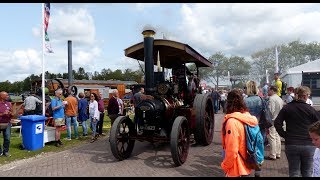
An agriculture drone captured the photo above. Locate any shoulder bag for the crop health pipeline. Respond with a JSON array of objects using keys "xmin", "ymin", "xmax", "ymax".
[{"xmin": 259, "ymin": 97, "xmax": 273, "ymax": 129}]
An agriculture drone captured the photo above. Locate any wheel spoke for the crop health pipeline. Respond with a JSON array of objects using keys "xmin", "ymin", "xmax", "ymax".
[{"xmin": 110, "ymin": 117, "xmax": 135, "ymax": 160}]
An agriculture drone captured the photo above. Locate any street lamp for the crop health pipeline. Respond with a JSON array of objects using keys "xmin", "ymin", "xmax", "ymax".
[{"xmin": 212, "ymin": 60, "xmax": 220, "ymax": 90}]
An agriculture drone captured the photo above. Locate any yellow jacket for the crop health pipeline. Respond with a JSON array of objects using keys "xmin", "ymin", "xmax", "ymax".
[
  {"xmin": 221, "ymin": 112, "xmax": 258, "ymax": 177},
  {"xmin": 275, "ymin": 78, "xmax": 282, "ymax": 96}
]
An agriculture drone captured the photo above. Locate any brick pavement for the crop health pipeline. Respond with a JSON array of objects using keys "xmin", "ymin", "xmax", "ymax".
[{"xmin": 0, "ymin": 111, "xmax": 289, "ymax": 177}]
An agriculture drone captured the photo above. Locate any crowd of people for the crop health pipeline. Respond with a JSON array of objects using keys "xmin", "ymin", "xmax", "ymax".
[
  {"xmin": 1, "ymin": 72, "xmax": 320, "ymax": 177},
  {"xmin": 49, "ymin": 88, "xmax": 129, "ymax": 146},
  {"xmin": 219, "ymin": 73, "xmax": 320, "ymax": 177},
  {"xmin": 0, "ymin": 86, "xmax": 140, "ymax": 154}
]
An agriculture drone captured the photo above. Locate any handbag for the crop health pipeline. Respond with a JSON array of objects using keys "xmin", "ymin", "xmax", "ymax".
[
  {"xmin": 0, "ymin": 123, "xmax": 9, "ymax": 130},
  {"xmin": 259, "ymin": 97, "xmax": 273, "ymax": 129}
]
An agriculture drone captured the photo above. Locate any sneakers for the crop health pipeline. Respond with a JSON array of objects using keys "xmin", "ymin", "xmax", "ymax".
[
  {"xmin": 55, "ymin": 142, "xmax": 61, "ymax": 147},
  {"xmin": 55, "ymin": 140, "xmax": 63, "ymax": 147},
  {"xmin": 100, "ymin": 133, "xmax": 106, "ymax": 136},
  {"xmin": 265, "ymin": 156, "xmax": 276, "ymax": 160},
  {"xmin": 83, "ymin": 134, "xmax": 88, "ymax": 137},
  {"xmin": 58, "ymin": 140, "xmax": 63, "ymax": 145},
  {"xmin": 64, "ymin": 138, "xmax": 72, "ymax": 141},
  {"xmin": 3, "ymin": 152, "xmax": 11, "ymax": 157},
  {"xmin": 90, "ymin": 138, "xmax": 95, "ymax": 143}
]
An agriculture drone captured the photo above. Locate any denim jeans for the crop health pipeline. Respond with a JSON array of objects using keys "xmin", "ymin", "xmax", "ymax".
[
  {"xmin": 0, "ymin": 123, "xmax": 11, "ymax": 153},
  {"xmin": 285, "ymin": 144, "xmax": 315, "ymax": 177},
  {"xmin": 81, "ymin": 120, "xmax": 88, "ymax": 135},
  {"xmin": 96, "ymin": 112, "xmax": 104, "ymax": 134},
  {"xmin": 254, "ymin": 129, "xmax": 266, "ymax": 177},
  {"xmin": 65, "ymin": 116, "xmax": 79, "ymax": 139},
  {"xmin": 90, "ymin": 117, "xmax": 99, "ymax": 138},
  {"xmin": 213, "ymin": 100, "xmax": 219, "ymax": 113}
]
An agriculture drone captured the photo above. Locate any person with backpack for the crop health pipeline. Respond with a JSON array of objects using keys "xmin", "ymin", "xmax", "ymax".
[
  {"xmin": 244, "ymin": 80, "xmax": 270, "ymax": 177},
  {"xmin": 274, "ymin": 86, "xmax": 320, "ymax": 177},
  {"xmin": 221, "ymin": 89, "xmax": 260, "ymax": 177}
]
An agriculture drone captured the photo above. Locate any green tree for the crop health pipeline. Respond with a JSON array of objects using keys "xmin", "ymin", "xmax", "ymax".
[
  {"xmin": 227, "ymin": 56, "xmax": 251, "ymax": 86},
  {"xmin": 198, "ymin": 52, "xmax": 250, "ymax": 89},
  {"xmin": 199, "ymin": 52, "xmax": 228, "ymax": 89},
  {"xmin": 251, "ymin": 40, "xmax": 320, "ymax": 78},
  {"xmin": 75, "ymin": 67, "xmax": 88, "ymax": 80},
  {"xmin": 0, "ymin": 81, "xmax": 13, "ymax": 92}
]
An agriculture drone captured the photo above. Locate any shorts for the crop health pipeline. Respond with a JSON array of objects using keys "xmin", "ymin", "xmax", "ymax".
[{"xmin": 54, "ymin": 118, "xmax": 65, "ymax": 126}]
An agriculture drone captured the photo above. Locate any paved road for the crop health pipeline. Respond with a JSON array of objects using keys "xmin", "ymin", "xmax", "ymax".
[{"xmin": 0, "ymin": 112, "xmax": 289, "ymax": 177}]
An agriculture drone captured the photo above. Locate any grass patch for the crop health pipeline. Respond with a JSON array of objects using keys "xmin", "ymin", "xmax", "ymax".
[{"xmin": 0, "ymin": 113, "xmax": 113, "ymax": 166}]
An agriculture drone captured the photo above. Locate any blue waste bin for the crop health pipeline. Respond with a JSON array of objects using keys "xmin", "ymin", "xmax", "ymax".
[{"xmin": 19, "ymin": 115, "xmax": 47, "ymax": 151}]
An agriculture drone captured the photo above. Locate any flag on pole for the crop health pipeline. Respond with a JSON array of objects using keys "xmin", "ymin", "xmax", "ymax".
[
  {"xmin": 44, "ymin": 3, "xmax": 53, "ymax": 53},
  {"xmin": 162, "ymin": 32, "xmax": 167, "ymax": 40},
  {"xmin": 275, "ymin": 46, "xmax": 279, "ymax": 74}
]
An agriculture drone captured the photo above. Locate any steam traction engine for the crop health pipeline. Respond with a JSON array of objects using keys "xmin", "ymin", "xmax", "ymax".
[{"xmin": 109, "ymin": 29, "xmax": 214, "ymax": 166}]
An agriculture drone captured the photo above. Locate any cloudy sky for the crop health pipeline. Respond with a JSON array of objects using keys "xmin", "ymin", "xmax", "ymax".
[{"xmin": 0, "ymin": 3, "xmax": 320, "ymax": 82}]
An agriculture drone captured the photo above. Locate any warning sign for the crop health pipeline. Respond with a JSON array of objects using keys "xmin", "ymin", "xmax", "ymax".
[{"xmin": 35, "ymin": 123, "xmax": 43, "ymax": 134}]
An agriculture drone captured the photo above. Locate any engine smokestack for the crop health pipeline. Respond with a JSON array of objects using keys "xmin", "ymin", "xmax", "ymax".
[
  {"xmin": 142, "ymin": 29, "xmax": 156, "ymax": 95},
  {"xmin": 68, "ymin": 40, "xmax": 73, "ymax": 87}
]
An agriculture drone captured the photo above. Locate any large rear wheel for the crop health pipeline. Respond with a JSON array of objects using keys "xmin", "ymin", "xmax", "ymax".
[
  {"xmin": 110, "ymin": 116, "xmax": 135, "ymax": 160},
  {"xmin": 170, "ymin": 116, "xmax": 190, "ymax": 166},
  {"xmin": 193, "ymin": 93, "xmax": 214, "ymax": 145}
]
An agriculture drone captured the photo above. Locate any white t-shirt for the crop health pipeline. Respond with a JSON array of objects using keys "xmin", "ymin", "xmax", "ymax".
[
  {"xmin": 306, "ymin": 98, "xmax": 313, "ymax": 106},
  {"xmin": 313, "ymin": 148, "xmax": 320, "ymax": 177},
  {"xmin": 220, "ymin": 93, "xmax": 227, "ymax": 101},
  {"xmin": 117, "ymin": 98, "xmax": 124, "ymax": 115}
]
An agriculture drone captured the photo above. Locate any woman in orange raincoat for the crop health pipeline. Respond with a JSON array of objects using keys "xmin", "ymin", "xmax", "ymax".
[{"xmin": 221, "ymin": 89, "xmax": 259, "ymax": 177}]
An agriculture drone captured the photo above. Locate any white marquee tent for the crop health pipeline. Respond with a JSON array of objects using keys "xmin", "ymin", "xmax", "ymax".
[{"xmin": 280, "ymin": 58, "xmax": 320, "ymax": 88}]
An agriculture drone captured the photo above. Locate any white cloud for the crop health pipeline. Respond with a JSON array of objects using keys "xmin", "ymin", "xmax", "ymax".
[
  {"xmin": 178, "ymin": 3, "xmax": 320, "ymax": 57},
  {"xmin": 0, "ymin": 6, "xmax": 102, "ymax": 82},
  {"xmin": 0, "ymin": 49, "xmax": 42, "ymax": 82},
  {"xmin": 44, "ymin": 7, "xmax": 102, "ymax": 74},
  {"xmin": 108, "ymin": 56, "xmax": 141, "ymax": 72},
  {"xmin": 49, "ymin": 8, "xmax": 96, "ymax": 46},
  {"xmin": 135, "ymin": 3, "xmax": 161, "ymax": 11},
  {"xmin": 3, "ymin": 3, "xmax": 320, "ymax": 84}
]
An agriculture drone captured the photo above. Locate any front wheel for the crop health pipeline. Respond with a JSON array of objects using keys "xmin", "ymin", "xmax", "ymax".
[
  {"xmin": 110, "ymin": 116, "xmax": 135, "ymax": 160},
  {"xmin": 170, "ymin": 116, "xmax": 190, "ymax": 166},
  {"xmin": 193, "ymin": 93, "xmax": 214, "ymax": 145}
]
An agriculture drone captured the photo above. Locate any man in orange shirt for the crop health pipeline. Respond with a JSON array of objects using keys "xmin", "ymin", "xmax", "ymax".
[{"xmin": 64, "ymin": 89, "xmax": 79, "ymax": 140}]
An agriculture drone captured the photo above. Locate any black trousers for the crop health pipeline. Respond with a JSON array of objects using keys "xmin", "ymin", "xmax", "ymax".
[
  {"xmin": 96, "ymin": 112, "xmax": 104, "ymax": 134},
  {"xmin": 23, "ymin": 110, "xmax": 35, "ymax": 116}
]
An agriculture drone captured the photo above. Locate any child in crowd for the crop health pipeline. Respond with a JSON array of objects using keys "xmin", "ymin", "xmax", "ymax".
[{"xmin": 309, "ymin": 121, "xmax": 320, "ymax": 177}]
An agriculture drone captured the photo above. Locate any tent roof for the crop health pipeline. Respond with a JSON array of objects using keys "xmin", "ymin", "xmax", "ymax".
[{"xmin": 286, "ymin": 59, "xmax": 320, "ymax": 74}]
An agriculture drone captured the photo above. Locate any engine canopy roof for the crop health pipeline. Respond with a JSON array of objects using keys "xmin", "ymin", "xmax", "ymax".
[{"xmin": 124, "ymin": 39, "xmax": 212, "ymax": 68}]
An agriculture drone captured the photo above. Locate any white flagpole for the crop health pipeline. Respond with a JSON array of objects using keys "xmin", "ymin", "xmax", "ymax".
[
  {"xmin": 42, "ymin": 3, "xmax": 45, "ymax": 116},
  {"xmin": 157, "ymin": 51, "xmax": 161, "ymax": 72},
  {"xmin": 266, "ymin": 69, "xmax": 269, "ymax": 84},
  {"xmin": 275, "ymin": 46, "xmax": 279, "ymax": 74}
]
